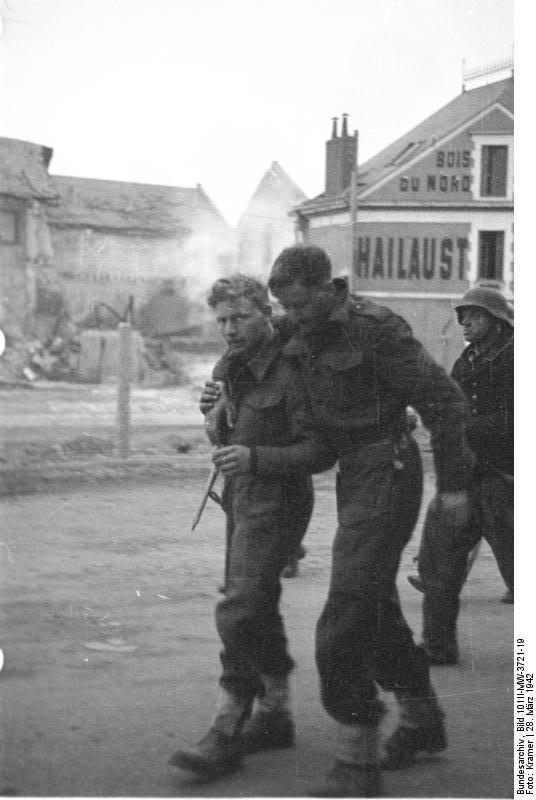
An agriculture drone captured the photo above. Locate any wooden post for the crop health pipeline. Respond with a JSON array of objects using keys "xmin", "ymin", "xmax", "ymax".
[{"xmin": 117, "ymin": 322, "xmax": 132, "ymax": 458}]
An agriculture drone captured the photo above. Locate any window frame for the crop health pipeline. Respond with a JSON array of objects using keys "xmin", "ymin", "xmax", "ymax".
[
  {"xmin": 478, "ymin": 230, "xmax": 505, "ymax": 282},
  {"xmin": 472, "ymin": 133, "xmax": 513, "ymax": 201}
]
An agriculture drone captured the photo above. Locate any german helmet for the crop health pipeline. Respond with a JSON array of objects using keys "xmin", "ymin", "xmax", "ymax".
[{"xmin": 454, "ymin": 287, "xmax": 513, "ymax": 325}]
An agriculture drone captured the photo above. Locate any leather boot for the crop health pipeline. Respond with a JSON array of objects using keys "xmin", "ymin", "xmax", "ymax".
[
  {"xmin": 169, "ymin": 691, "xmax": 249, "ymax": 777},
  {"xmin": 309, "ymin": 723, "xmax": 382, "ymax": 797},
  {"xmin": 241, "ymin": 674, "xmax": 295, "ymax": 753},
  {"xmin": 383, "ymin": 689, "xmax": 447, "ymax": 769}
]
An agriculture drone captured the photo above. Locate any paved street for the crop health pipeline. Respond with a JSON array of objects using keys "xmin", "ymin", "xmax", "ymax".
[{"xmin": 1, "ymin": 468, "xmax": 514, "ymax": 797}]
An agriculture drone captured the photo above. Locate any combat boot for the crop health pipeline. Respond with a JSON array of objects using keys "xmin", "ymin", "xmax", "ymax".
[
  {"xmin": 169, "ymin": 690, "xmax": 249, "ymax": 778},
  {"xmin": 383, "ymin": 689, "xmax": 447, "ymax": 769},
  {"xmin": 309, "ymin": 722, "xmax": 382, "ymax": 798},
  {"xmin": 241, "ymin": 674, "xmax": 295, "ymax": 753},
  {"xmin": 169, "ymin": 727, "xmax": 243, "ymax": 777}
]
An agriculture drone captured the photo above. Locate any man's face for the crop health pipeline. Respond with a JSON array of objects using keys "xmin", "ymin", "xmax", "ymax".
[
  {"xmin": 213, "ymin": 296, "xmax": 272, "ymax": 357},
  {"xmin": 458, "ymin": 307, "xmax": 494, "ymax": 343},
  {"xmin": 274, "ymin": 281, "xmax": 336, "ymax": 335}
]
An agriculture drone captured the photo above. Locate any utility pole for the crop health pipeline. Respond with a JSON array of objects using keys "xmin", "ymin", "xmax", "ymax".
[
  {"xmin": 117, "ymin": 322, "xmax": 132, "ymax": 458},
  {"xmin": 349, "ymin": 130, "xmax": 359, "ymax": 295}
]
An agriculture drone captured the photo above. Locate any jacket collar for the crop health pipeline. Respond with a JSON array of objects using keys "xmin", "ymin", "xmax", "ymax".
[
  {"xmin": 223, "ymin": 332, "xmax": 281, "ymax": 383},
  {"xmin": 465, "ymin": 325, "xmax": 513, "ymax": 363}
]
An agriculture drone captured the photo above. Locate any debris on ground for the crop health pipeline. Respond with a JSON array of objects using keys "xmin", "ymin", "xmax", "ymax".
[{"xmin": 82, "ymin": 640, "xmax": 138, "ymax": 653}]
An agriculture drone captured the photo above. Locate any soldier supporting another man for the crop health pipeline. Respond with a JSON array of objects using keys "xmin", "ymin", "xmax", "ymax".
[{"xmin": 267, "ymin": 245, "xmax": 473, "ymax": 797}]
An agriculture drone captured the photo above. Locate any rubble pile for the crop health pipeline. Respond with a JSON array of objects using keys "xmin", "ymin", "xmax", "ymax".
[
  {"xmin": 0, "ymin": 325, "xmax": 197, "ymax": 387},
  {"xmin": 0, "ymin": 283, "xmax": 219, "ymax": 386},
  {"xmin": 0, "ymin": 333, "xmax": 81, "ymax": 384}
]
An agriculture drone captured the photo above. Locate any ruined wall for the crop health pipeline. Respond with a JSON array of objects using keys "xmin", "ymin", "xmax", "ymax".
[
  {"xmin": 49, "ymin": 225, "xmax": 236, "ymax": 322},
  {"xmin": 0, "ymin": 196, "xmax": 28, "ymax": 338},
  {"xmin": 0, "ymin": 197, "xmax": 67, "ymax": 341}
]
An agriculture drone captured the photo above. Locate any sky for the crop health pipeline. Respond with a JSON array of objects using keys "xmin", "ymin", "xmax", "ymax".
[{"xmin": 0, "ymin": 0, "xmax": 517, "ymax": 226}]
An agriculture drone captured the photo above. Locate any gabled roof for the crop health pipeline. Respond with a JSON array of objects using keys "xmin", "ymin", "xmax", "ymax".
[
  {"xmin": 0, "ymin": 137, "xmax": 59, "ymax": 201},
  {"xmin": 298, "ymin": 75, "xmax": 514, "ymax": 214},
  {"xmin": 47, "ymin": 175, "xmax": 230, "ymax": 235},
  {"xmin": 236, "ymin": 161, "xmax": 307, "ymax": 229}
]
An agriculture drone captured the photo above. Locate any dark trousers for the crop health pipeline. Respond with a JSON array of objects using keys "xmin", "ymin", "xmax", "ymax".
[
  {"xmin": 216, "ymin": 477, "xmax": 312, "ymax": 700},
  {"xmin": 316, "ymin": 437, "xmax": 431, "ymax": 725},
  {"xmin": 418, "ymin": 472, "xmax": 514, "ymax": 656}
]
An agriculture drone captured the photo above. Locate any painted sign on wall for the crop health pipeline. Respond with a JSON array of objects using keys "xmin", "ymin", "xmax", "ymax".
[
  {"xmin": 367, "ymin": 130, "xmax": 475, "ymax": 204},
  {"xmin": 352, "ymin": 222, "xmax": 470, "ymax": 292}
]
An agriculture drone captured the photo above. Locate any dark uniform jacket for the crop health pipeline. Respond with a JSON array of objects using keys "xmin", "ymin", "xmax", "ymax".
[
  {"xmin": 213, "ymin": 332, "xmax": 335, "ymax": 476},
  {"xmin": 212, "ymin": 332, "xmax": 336, "ymax": 540},
  {"xmin": 451, "ymin": 326, "xmax": 513, "ymax": 477},
  {"xmin": 283, "ymin": 289, "xmax": 472, "ymax": 493}
]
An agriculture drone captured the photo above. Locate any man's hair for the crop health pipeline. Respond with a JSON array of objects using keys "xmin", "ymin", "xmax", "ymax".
[
  {"xmin": 268, "ymin": 246, "xmax": 332, "ymax": 295},
  {"xmin": 207, "ymin": 274, "xmax": 269, "ymax": 311}
]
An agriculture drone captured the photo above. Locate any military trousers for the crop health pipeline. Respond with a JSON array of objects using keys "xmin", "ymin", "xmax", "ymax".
[
  {"xmin": 216, "ymin": 476, "xmax": 312, "ymax": 700},
  {"xmin": 315, "ymin": 436, "xmax": 431, "ymax": 726},
  {"xmin": 418, "ymin": 471, "xmax": 514, "ymax": 658}
]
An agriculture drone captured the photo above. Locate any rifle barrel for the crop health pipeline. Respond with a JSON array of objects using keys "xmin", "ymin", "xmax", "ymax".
[{"xmin": 191, "ymin": 466, "xmax": 219, "ymax": 531}]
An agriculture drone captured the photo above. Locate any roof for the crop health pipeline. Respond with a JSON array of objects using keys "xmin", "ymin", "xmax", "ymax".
[
  {"xmin": 236, "ymin": 161, "xmax": 307, "ymax": 229},
  {"xmin": 298, "ymin": 75, "xmax": 514, "ymax": 214},
  {"xmin": 47, "ymin": 175, "xmax": 230, "ymax": 235},
  {"xmin": 0, "ymin": 137, "xmax": 59, "ymax": 201}
]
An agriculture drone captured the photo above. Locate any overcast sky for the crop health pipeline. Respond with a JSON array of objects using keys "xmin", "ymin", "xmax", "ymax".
[{"xmin": 0, "ymin": 0, "xmax": 516, "ymax": 224}]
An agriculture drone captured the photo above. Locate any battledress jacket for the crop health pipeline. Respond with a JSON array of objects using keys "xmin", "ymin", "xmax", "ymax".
[
  {"xmin": 211, "ymin": 332, "xmax": 336, "ymax": 538},
  {"xmin": 282, "ymin": 290, "xmax": 473, "ymax": 493},
  {"xmin": 450, "ymin": 326, "xmax": 513, "ymax": 477}
]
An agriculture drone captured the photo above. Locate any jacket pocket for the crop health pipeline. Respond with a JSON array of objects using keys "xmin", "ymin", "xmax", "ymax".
[
  {"xmin": 241, "ymin": 386, "xmax": 286, "ymax": 443},
  {"xmin": 315, "ymin": 349, "xmax": 367, "ymax": 411}
]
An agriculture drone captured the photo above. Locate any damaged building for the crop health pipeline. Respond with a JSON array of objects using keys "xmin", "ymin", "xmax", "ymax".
[
  {"xmin": 1, "ymin": 135, "xmax": 309, "ymax": 382},
  {"xmin": 0, "ymin": 137, "xmax": 64, "ymax": 343},
  {"xmin": 0, "ymin": 136, "xmax": 235, "ymax": 381},
  {"xmin": 47, "ymin": 174, "xmax": 234, "ymax": 327}
]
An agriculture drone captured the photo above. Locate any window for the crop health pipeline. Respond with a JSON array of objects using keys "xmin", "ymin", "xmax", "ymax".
[
  {"xmin": 478, "ymin": 231, "xmax": 504, "ymax": 280},
  {"xmin": 480, "ymin": 145, "xmax": 508, "ymax": 197},
  {"xmin": 0, "ymin": 209, "xmax": 18, "ymax": 243}
]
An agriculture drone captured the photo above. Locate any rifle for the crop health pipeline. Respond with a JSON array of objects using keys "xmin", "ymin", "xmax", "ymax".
[
  {"xmin": 191, "ymin": 380, "xmax": 233, "ymax": 531},
  {"xmin": 191, "ymin": 465, "xmax": 221, "ymax": 531}
]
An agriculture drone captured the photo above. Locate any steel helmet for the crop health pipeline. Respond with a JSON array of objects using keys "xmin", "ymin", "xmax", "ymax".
[{"xmin": 454, "ymin": 287, "xmax": 513, "ymax": 326}]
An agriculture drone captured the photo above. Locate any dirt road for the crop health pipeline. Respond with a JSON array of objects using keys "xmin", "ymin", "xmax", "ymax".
[{"xmin": 1, "ymin": 469, "xmax": 514, "ymax": 797}]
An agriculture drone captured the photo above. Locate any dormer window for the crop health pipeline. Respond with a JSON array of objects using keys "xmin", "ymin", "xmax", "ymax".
[
  {"xmin": 480, "ymin": 145, "xmax": 508, "ymax": 197},
  {"xmin": 472, "ymin": 133, "xmax": 513, "ymax": 201}
]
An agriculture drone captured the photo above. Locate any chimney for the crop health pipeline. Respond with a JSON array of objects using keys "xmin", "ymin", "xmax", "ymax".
[{"xmin": 325, "ymin": 113, "xmax": 357, "ymax": 197}]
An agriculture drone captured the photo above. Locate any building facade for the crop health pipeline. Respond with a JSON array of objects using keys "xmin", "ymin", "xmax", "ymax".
[
  {"xmin": 47, "ymin": 175, "xmax": 234, "ymax": 324},
  {"xmin": 235, "ymin": 161, "xmax": 307, "ymax": 279},
  {"xmin": 1, "ymin": 137, "xmax": 234, "ymax": 341},
  {"xmin": 295, "ymin": 76, "xmax": 514, "ymax": 369}
]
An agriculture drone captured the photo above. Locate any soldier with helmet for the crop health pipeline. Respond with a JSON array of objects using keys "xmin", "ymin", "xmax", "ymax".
[{"xmin": 415, "ymin": 286, "xmax": 514, "ymax": 666}]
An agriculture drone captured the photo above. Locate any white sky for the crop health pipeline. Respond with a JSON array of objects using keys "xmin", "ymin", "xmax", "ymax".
[{"xmin": 0, "ymin": 0, "xmax": 516, "ymax": 225}]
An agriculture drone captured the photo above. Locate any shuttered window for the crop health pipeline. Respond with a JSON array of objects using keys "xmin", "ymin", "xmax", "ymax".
[
  {"xmin": 480, "ymin": 145, "xmax": 508, "ymax": 197},
  {"xmin": 478, "ymin": 231, "xmax": 504, "ymax": 280}
]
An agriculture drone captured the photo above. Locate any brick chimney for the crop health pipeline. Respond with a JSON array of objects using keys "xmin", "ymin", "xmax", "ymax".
[{"xmin": 325, "ymin": 113, "xmax": 357, "ymax": 197}]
